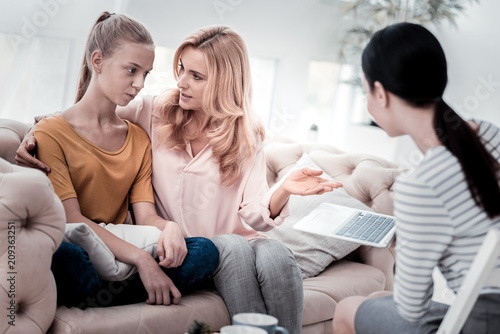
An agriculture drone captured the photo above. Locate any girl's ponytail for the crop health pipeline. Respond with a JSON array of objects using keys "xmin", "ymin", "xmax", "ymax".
[
  {"xmin": 74, "ymin": 11, "xmax": 153, "ymax": 103},
  {"xmin": 75, "ymin": 12, "xmax": 111, "ymax": 103}
]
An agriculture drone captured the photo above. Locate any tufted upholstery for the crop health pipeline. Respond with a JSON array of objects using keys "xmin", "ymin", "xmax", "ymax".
[
  {"xmin": 0, "ymin": 158, "xmax": 65, "ymax": 333},
  {"xmin": 264, "ymin": 139, "xmax": 400, "ymax": 215},
  {"xmin": 0, "ymin": 119, "xmax": 31, "ymax": 165},
  {"xmin": 0, "ymin": 119, "xmax": 398, "ymax": 334}
]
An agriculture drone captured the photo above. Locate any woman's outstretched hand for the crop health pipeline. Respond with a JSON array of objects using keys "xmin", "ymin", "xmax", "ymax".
[
  {"xmin": 281, "ymin": 167, "xmax": 342, "ymax": 196},
  {"xmin": 269, "ymin": 167, "xmax": 343, "ymax": 218}
]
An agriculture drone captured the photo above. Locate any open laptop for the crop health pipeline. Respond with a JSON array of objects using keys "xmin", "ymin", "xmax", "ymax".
[{"xmin": 293, "ymin": 203, "xmax": 396, "ymax": 248}]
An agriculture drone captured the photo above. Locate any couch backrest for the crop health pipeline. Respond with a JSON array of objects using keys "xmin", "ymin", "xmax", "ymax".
[
  {"xmin": 0, "ymin": 119, "xmax": 31, "ymax": 164},
  {"xmin": 264, "ymin": 140, "xmax": 400, "ymax": 215}
]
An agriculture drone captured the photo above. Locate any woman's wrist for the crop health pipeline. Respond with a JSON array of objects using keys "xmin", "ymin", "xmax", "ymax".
[{"xmin": 269, "ymin": 184, "xmax": 291, "ymax": 218}]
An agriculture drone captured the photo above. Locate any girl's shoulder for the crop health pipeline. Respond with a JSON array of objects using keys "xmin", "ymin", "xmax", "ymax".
[{"xmin": 35, "ymin": 115, "xmax": 68, "ymax": 133}]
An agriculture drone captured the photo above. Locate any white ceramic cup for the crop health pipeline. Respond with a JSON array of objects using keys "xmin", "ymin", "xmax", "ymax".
[
  {"xmin": 220, "ymin": 325, "xmax": 267, "ymax": 334},
  {"xmin": 232, "ymin": 313, "xmax": 289, "ymax": 334}
]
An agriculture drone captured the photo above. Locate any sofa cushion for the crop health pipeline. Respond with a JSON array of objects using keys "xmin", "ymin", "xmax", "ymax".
[
  {"xmin": 51, "ymin": 289, "xmax": 230, "ymax": 334},
  {"xmin": 264, "ymin": 153, "xmax": 367, "ymax": 278},
  {"xmin": 302, "ymin": 260, "xmax": 386, "ymax": 326}
]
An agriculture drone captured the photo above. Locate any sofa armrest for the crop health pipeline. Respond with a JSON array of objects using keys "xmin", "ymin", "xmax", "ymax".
[
  {"xmin": 0, "ymin": 119, "xmax": 32, "ymax": 164},
  {"xmin": 344, "ymin": 245, "xmax": 396, "ymax": 290},
  {"xmin": 0, "ymin": 159, "xmax": 65, "ymax": 333}
]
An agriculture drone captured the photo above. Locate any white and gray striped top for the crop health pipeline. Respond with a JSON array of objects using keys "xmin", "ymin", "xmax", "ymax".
[{"xmin": 393, "ymin": 120, "xmax": 500, "ymax": 322}]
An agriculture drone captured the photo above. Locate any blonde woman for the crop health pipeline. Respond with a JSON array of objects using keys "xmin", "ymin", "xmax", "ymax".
[{"xmin": 18, "ymin": 26, "xmax": 340, "ymax": 332}]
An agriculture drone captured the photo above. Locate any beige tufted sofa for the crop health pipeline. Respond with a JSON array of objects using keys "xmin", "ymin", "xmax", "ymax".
[{"xmin": 0, "ymin": 118, "xmax": 399, "ymax": 334}]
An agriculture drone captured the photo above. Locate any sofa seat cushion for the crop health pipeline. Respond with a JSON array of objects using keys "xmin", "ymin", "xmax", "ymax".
[
  {"xmin": 50, "ymin": 290, "xmax": 230, "ymax": 334},
  {"xmin": 302, "ymin": 260, "xmax": 386, "ymax": 326}
]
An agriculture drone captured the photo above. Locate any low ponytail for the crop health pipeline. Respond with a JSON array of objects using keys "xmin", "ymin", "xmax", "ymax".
[
  {"xmin": 434, "ymin": 99, "xmax": 500, "ymax": 219},
  {"xmin": 74, "ymin": 11, "xmax": 154, "ymax": 103}
]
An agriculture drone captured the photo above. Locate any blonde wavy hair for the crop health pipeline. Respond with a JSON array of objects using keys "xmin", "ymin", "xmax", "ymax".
[{"xmin": 155, "ymin": 26, "xmax": 265, "ymax": 186}]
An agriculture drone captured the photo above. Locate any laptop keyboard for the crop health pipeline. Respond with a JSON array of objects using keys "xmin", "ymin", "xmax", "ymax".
[{"xmin": 336, "ymin": 212, "xmax": 395, "ymax": 243}]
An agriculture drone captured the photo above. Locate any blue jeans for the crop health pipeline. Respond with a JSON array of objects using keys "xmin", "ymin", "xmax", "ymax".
[{"xmin": 51, "ymin": 237, "xmax": 219, "ymax": 308}]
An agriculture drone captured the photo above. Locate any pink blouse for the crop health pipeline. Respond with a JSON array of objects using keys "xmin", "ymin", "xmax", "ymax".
[{"xmin": 117, "ymin": 95, "xmax": 289, "ymax": 240}]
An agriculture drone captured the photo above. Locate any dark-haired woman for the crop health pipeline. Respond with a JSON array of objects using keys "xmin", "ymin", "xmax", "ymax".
[{"xmin": 332, "ymin": 22, "xmax": 500, "ymax": 334}]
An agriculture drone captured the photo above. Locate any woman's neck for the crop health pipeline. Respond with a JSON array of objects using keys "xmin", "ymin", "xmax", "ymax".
[
  {"xmin": 190, "ymin": 110, "xmax": 210, "ymax": 134},
  {"xmin": 402, "ymin": 104, "xmax": 442, "ymax": 154}
]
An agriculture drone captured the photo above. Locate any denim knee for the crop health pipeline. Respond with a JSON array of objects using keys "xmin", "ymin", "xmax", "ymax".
[
  {"xmin": 185, "ymin": 237, "xmax": 219, "ymax": 273},
  {"xmin": 163, "ymin": 237, "xmax": 219, "ymax": 293},
  {"xmin": 51, "ymin": 242, "xmax": 103, "ymax": 307}
]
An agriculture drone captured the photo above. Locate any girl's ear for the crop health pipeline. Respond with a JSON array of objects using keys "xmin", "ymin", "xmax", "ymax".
[
  {"xmin": 373, "ymin": 81, "xmax": 389, "ymax": 108},
  {"xmin": 90, "ymin": 50, "xmax": 104, "ymax": 74}
]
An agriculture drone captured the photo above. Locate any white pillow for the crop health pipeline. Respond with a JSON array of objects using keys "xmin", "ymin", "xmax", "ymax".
[
  {"xmin": 63, "ymin": 223, "xmax": 162, "ymax": 281},
  {"xmin": 264, "ymin": 153, "xmax": 369, "ymax": 279}
]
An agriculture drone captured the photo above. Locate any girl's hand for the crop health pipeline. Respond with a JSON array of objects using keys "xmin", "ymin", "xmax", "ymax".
[
  {"xmin": 281, "ymin": 167, "xmax": 342, "ymax": 196},
  {"xmin": 136, "ymin": 252, "xmax": 182, "ymax": 305},
  {"xmin": 157, "ymin": 221, "xmax": 188, "ymax": 268}
]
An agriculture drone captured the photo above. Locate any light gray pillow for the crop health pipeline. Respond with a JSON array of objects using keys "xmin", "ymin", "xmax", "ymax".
[
  {"xmin": 264, "ymin": 153, "xmax": 371, "ymax": 279},
  {"xmin": 63, "ymin": 223, "xmax": 162, "ymax": 281}
]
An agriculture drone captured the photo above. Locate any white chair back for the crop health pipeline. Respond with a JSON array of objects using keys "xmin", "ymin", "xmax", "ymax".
[{"xmin": 437, "ymin": 228, "xmax": 500, "ymax": 334}]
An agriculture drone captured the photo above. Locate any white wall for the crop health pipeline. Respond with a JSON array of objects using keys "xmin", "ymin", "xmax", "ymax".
[
  {"xmin": 433, "ymin": 0, "xmax": 500, "ymax": 126},
  {"xmin": 0, "ymin": 0, "xmax": 127, "ymax": 117},
  {"xmin": 1, "ymin": 0, "xmax": 499, "ymax": 163},
  {"xmin": 346, "ymin": 0, "xmax": 500, "ymax": 165},
  {"xmin": 391, "ymin": 0, "xmax": 500, "ymax": 167}
]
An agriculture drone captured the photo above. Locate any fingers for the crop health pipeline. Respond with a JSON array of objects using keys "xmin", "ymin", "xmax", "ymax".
[
  {"xmin": 15, "ymin": 136, "xmax": 50, "ymax": 172},
  {"xmin": 300, "ymin": 167, "xmax": 323, "ymax": 176},
  {"xmin": 159, "ymin": 246, "xmax": 175, "ymax": 268},
  {"xmin": 159, "ymin": 251, "xmax": 183, "ymax": 268},
  {"xmin": 146, "ymin": 278, "xmax": 181, "ymax": 306},
  {"xmin": 170, "ymin": 285, "xmax": 182, "ymax": 305},
  {"xmin": 158, "ymin": 237, "xmax": 188, "ymax": 268},
  {"xmin": 146, "ymin": 289, "xmax": 156, "ymax": 305},
  {"xmin": 157, "ymin": 238, "xmax": 165, "ymax": 262},
  {"xmin": 323, "ymin": 180, "xmax": 343, "ymax": 188}
]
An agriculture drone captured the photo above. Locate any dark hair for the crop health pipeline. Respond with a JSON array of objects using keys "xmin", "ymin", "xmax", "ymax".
[
  {"xmin": 75, "ymin": 11, "xmax": 154, "ymax": 103},
  {"xmin": 362, "ymin": 22, "xmax": 500, "ymax": 219}
]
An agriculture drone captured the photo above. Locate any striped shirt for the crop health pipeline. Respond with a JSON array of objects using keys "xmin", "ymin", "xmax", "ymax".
[{"xmin": 393, "ymin": 120, "xmax": 500, "ymax": 322}]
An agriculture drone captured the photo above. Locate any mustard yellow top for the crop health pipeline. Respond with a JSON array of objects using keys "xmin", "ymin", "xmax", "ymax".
[{"xmin": 35, "ymin": 115, "xmax": 154, "ymax": 224}]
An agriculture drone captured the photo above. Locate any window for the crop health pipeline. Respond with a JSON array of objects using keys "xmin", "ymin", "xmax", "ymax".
[
  {"xmin": 0, "ymin": 33, "xmax": 71, "ymax": 122},
  {"xmin": 277, "ymin": 60, "xmax": 368, "ymax": 147}
]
